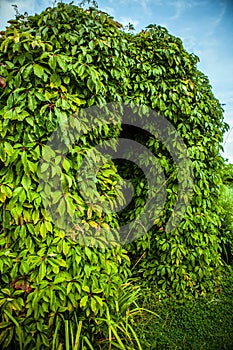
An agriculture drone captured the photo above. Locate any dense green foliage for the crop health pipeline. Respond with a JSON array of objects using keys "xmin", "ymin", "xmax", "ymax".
[
  {"xmin": 0, "ymin": 1, "xmax": 229, "ymax": 348},
  {"xmin": 122, "ymin": 25, "xmax": 228, "ymax": 299},
  {"xmin": 0, "ymin": 4, "xmax": 138, "ymax": 349}
]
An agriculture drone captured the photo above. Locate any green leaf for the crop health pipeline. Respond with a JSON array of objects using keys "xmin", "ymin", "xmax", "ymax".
[
  {"xmin": 62, "ymin": 240, "xmax": 69, "ymax": 256},
  {"xmin": 57, "ymin": 55, "xmax": 67, "ymax": 72},
  {"xmin": 94, "ymin": 295, "xmax": 103, "ymax": 307},
  {"xmin": 28, "ymin": 94, "xmax": 37, "ymax": 111},
  {"xmin": 4, "ymin": 142, "xmax": 14, "ymax": 156},
  {"xmin": 23, "ymin": 64, "xmax": 33, "ymax": 79},
  {"xmin": 80, "ymin": 295, "xmax": 88, "ymax": 308},
  {"xmin": 38, "ymin": 262, "xmax": 46, "ymax": 280},
  {"xmin": 21, "ymin": 174, "xmax": 31, "ymax": 192},
  {"xmin": 50, "ymin": 73, "xmax": 61, "ymax": 88},
  {"xmin": 89, "ymin": 40, "xmax": 95, "ymax": 50},
  {"xmin": 82, "ymin": 285, "xmax": 90, "ymax": 293},
  {"xmin": 48, "ymin": 55, "xmax": 57, "ymax": 70},
  {"xmin": 90, "ymin": 297, "xmax": 97, "ymax": 313},
  {"xmin": 33, "ymin": 64, "xmax": 44, "ymax": 78},
  {"xmin": 54, "ymin": 276, "xmax": 66, "ymax": 284},
  {"xmin": 87, "ymin": 78, "xmax": 95, "ymax": 92},
  {"xmin": 40, "ymin": 222, "xmax": 47, "ymax": 239},
  {"xmin": 42, "ymin": 145, "xmax": 55, "ymax": 162}
]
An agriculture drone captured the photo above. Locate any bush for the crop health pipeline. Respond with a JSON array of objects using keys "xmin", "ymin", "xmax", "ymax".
[
  {"xmin": 0, "ymin": 3, "xmax": 139, "ymax": 349},
  {"xmin": 0, "ymin": 1, "xmax": 230, "ymax": 347},
  {"xmin": 123, "ymin": 26, "xmax": 228, "ymax": 300}
]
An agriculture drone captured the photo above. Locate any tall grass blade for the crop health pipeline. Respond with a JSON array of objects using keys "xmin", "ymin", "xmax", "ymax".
[
  {"xmin": 70, "ymin": 319, "xmax": 74, "ymax": 349},
  {"xmin": 65, "ymin": 320, "xmax": 69, "ymax": 350},
  {"xmin": 83, "ymin": 335, "xmax": 95, "ymax": 350},
  {"xmin": 110, "ymin": 325, "xmax": 126, "ymax": 349},
  {"xmin": 52, "ymin": 318, "xmax": 61, "ymax": 350},
  {"xmin": 125, "ymin": 322, "xmax": 142, "ymax": 350},
  {"xmin": 73, "ymin": 320, "xmax": 82, "ymax": 350}
]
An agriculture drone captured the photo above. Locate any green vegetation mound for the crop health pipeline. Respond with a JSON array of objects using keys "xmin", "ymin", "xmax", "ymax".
[{"xmin": 0, "ymin": 2, "xmax": 229, "ymax": 348}]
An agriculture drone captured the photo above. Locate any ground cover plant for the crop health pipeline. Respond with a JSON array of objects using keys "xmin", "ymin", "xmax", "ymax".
[
  {"xmin": 0, "ymin": 1, "xmax": 231, "ymax": 349},
  {"xmin": 134, "ymin": 274, "xmax": 233, "ymax": 350}
]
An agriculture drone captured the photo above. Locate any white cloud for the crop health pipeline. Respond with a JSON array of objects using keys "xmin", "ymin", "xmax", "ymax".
[
  {"xmin": 136, "ymin": 0, "xmax": 150, "ymax": 13},
  {"xmin": 206, "ymin": 2, "xmax": 226, "ymax": 37},
  {"xmin": 109, "ymin": 0, "xmax": 152, "ymax": 16},
  {"xmin": 170, "ymin": 0, "xmax": 192, "ymax": 20},
  {"xmin": 169, "ymin": 0, "xmax": 211, "ymax": 21}
]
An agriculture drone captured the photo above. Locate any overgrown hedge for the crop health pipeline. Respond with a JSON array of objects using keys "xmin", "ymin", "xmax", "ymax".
[{"xmin": 0, "ymin": 2, "xmax": 229, "ymax": 348}]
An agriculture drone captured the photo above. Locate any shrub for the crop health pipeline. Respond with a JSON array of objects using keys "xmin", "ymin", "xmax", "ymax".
[
  {"xmin": 0, "ymin": 1, "xmax": 229, "ymax": 348},
  {"xmin": 0, "ymin": 3, "xmax": 138, "ymax": 349},
  {"xmin": 123, "ymin": 25, "xmax": 228, "ymax": 300}
]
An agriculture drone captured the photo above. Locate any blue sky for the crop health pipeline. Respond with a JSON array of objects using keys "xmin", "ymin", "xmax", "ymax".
[{"xmin": 1, "ymin": 0, "xmax": 233, "ymax": 162}]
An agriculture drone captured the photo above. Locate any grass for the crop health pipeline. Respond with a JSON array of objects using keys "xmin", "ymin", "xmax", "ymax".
[{"xmin": 134, "ymin": 272, "xmax": 233, "ymax": 349}]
